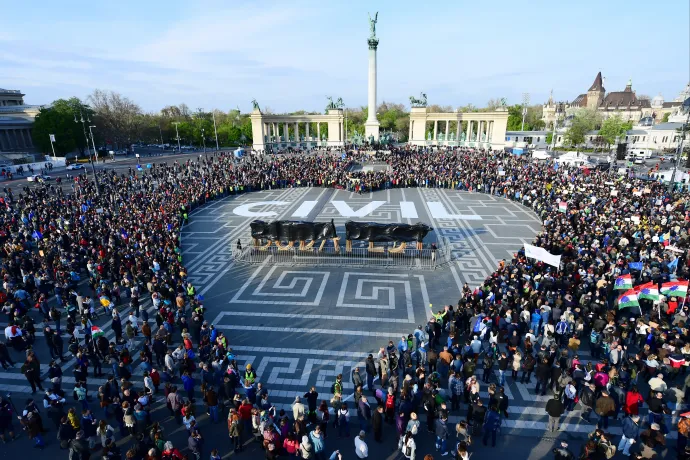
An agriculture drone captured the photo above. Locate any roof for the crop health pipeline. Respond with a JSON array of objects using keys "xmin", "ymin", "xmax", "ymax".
[
  {"xmin": 662, "ymin": 102, "xmax": 681, "ymax": 108},
  {"xmin": 651, "ymin": 122, "xmax": 684, "ymax": 131},
  {"xmin": 505, "ymin": 130, "xmax": 550, "ymax": 135},
  {"xmin": 601, "ymin": 88, "xmax": 650, "ymax": 108},
  {"xmin": 571, "ymin": 94, "xmax": 587, "ymax": 107},
  {"xmin": 588, "ymin": 72, "xmax": 605, "ymax": 92}
]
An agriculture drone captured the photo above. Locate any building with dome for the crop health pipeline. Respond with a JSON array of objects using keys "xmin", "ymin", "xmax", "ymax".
[{"xmin": 0, "ymin": 88, "xmax": 41, "ymax": 152}]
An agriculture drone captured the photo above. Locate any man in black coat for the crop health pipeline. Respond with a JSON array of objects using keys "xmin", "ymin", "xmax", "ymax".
[
  {"xmin": 372, "ymin": 405, "xmax": 384, "ymax": 442},
  {"xmin": 545, "ymin": 393, "xmax": 565, "ymax": 431}
]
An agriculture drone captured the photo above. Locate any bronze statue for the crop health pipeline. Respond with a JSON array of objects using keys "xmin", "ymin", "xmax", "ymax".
[
  {"xmin": 409, "ymin": 92, "xmax": 428, "ymax": 108},
  {"xmin": 251, "ymin": 99, "xmax": 260, "ymax": 111},
  {"xmin": 368, "ymin": 12, "xmax": 378, "ymax": 38}
]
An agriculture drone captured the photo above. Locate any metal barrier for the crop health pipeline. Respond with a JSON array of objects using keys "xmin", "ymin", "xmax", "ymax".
[{"xmin": 233, "ymin": 238, "xmax": 452, "ymax": 271}]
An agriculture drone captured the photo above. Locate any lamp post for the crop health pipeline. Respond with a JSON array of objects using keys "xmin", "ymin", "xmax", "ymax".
[
  {"xmin": 521, "ymin": 92, "xmax": 530, "ymax": 132},
  {"xmin": 172, "ymin": 122, "xmax": 181, "ymax": 153},
  {"xmin": 212, "ymin": 111, "xmax": 220, "ymax": 151},
  {"xmin": 88, "ymin": 125, "xmax": 98, "ymax": 164},
  {"xmin": 158, "ymin": 124, "xmax": 164, "ymax": 146},
  {"xmin": 201, "ymin": 128, "xmax": 206, "ymax": 154},
  {"xmin": 74, "ymin": 111, "xmax": 100, "ymax": 195}
]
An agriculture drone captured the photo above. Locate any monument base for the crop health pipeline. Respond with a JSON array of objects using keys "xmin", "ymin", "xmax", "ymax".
[{"xmin": 365, "ymin": 121, "xmax": 380, "ymax": 142}]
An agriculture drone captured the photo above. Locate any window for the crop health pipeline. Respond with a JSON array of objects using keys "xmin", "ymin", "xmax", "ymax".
[
  {"xmin": 558, "ymin": 137, "xmax": 562, "ymax": 142},
  {"xmin": 506, "ymin": 137, "xmax": 510, "ymax": 141},
  {"xmin": 537, "ymin": 137, "xmax": 540, "ymax": 142}
]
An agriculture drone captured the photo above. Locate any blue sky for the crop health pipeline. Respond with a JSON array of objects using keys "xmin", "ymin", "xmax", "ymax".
[{"xmin": 1, "ymin": 0, "xmax": 688, "ymax": 113}]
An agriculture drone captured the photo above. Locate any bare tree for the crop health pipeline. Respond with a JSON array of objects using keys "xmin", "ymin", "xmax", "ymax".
[{"xmin": 89, "ymin": 89, "xmax": 144, "ymax": 148}]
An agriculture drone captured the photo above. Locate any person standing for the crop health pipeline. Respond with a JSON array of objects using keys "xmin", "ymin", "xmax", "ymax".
[
  {"xmin": 188, "ymin": 429, "xmax": 203, "ymax": 460},
  {"xmin": 434, "ymin": 412, "xmax": 449, "ymax": 455},
  {"xmin": 365, "ymin": 355, "xmax": 377, "ymax": 392},
  {"xmin": 618, "ymin": 414, "xmax": 640, "ymax": 456},
  {"xmin": 21, "ymin": 353, "xmax": 43, "ymax": 393},
  {"xmin": 545, "ymin": 393, "xmax": 564, "ymax": 432},
  {"xmin": 482, "ymin": 405, "xmax": 501, "ymax": 447},
  {"xmin": 354, "ymin": 430, "xmax": 368, "ymax": 459},
  {"xmin": 372, "ymin": 405, "xmax": 384, "ymax": 443},
  {"xmin": 595, "ymin": 390, "xmax": 615, "ymax": 430}
]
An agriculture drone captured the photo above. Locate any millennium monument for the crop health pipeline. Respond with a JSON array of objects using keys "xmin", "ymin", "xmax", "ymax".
[{"xmin": 364, "ymin": 12, "xmax": 380, "ymax": 142}]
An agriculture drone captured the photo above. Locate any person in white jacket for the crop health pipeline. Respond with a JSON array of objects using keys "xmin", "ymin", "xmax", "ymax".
[{"xmin": 354, "ymin": 430, "xmax": 369, "ymax": 458}]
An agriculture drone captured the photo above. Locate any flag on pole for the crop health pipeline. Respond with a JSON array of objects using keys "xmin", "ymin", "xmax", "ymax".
[
  {"xmin": 660, "ymin": 280, "xmax": 689, "ymax": 297},
  {"xmin": 91, "ymin": 326, "xmax": 105, "ymax": 339},
  {"xmin": 618, "ymin": 289, "xmax": 640, "ymax": 309},
  {"xmin": 558, "ymin": 202, "xmax": 567, "ymax": 213},
  {"xmin": 628, "ymin": 261, "xmax": 643, "ymax": 271},
  {"xmin": 614, "ymin": 274, "xmax": 633, "ymax": 290},
  {"xmin": 49, "ymin": 134, "xmax": 56, "ymax": 142},
  {"xmin": 636, "ymin": 282, "xmax": 659, "ymax": 301}
]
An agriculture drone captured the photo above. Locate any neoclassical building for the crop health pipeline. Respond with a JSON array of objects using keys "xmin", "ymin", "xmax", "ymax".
[{"xmin": 0, "ymin": 88, "xmax": 40, "ymax": 151}]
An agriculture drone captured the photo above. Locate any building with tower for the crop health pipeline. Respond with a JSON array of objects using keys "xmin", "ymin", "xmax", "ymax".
[{"xmin": 542, "ymin": 72, "xmax": 656, "ymax": 128}]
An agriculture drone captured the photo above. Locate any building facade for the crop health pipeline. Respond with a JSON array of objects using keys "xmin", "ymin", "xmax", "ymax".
[
  {"xmin": 542, "ymin": 73, "xmax": 657, "ymax": 127},
  {"xmin": 0, "ymin": 88, "xmax": 40, "ymax": 152}
]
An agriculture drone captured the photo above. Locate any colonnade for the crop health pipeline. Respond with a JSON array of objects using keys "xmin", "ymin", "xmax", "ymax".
[
  {"xmin": 0, "ymin": 128, "xmax": 33, "ymax": 151},
  {"xmin": 262, "ymin": 121, "xmax": 344, "ymax": 144}
]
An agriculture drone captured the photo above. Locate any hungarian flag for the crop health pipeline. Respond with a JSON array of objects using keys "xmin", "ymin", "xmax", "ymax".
[
  {"xmin": 660, "ymin": 280, "xmax": 689, "ymax": 297},
  {"xmin": 618, "ymin": 289, "xmax": 639, "ymax": 309},
  {"xmin": 91, "ymin": 326, "xmax": 105, "ymax": 339},
  {"xmin": 614, "ymin": 274, "xmax": 633, "ymax": 290},
  {"xmin": 558, "ymin": 202, "xmax": 567, "ymax": 213},
  {"xmin": 636, "ymin": 282, "xmax": 659, "ymax": 301}
]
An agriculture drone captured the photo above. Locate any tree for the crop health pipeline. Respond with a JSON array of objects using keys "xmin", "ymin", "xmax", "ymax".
[
  {"xmin": 486, "ymin": 99, "xmax": 501, "ymax": 111},
  {"xmin": 546, "ymin": 132, "xmax": 553, "ymax": 146},
  {"xmin": 506, "ymin": 105, "xmax": 525, "ymax": 131},
  {"xmin": 564, "ymin": 109, "xmax": 599, "ymax": 150},
  {"xmin": 89, "ymin": 89, "xmax": 143, "ymax": 148},
  {"xmin": 31, "ymin": 97, "xmax": 92, "ymax": 156},
  {"xmin": 662, "ymin": 113, "xmax": 671, "ymax": 123}
]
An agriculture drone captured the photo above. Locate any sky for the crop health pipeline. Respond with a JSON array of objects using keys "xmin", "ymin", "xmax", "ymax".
[{"xmin": 1, "ymin": 0, "xmax": 689, "ymax": 113}]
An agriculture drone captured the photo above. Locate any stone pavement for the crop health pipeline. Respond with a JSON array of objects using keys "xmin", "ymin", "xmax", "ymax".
[{"xmin": 0, "ymin": 186, "xmax": 679, "ymax": 458}]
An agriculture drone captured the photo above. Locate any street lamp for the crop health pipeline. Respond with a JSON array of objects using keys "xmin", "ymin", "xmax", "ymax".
[
  {"xmin": 201, "ymin": 128, "xmax": 206, "ymax": 154},
  {"xmin": 88, "ymin": 125, "xmax": 98, "ymax": 163},
  {"xmin": 212, "ymin": 111, "xmax": 220, "ymax": 151},
  {"xmin": 172, "ymin": 122, "xmax": 181, "ymax": 153},
  {"xmin": 74, "ymin": 111, "xmax": 100, "ymax": 195}
]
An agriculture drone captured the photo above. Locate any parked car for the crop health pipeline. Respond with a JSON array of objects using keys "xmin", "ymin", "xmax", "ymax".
[
  {"xmin": 27, "ymin": 174, "xmax": 52, "ymax": 182},
  {"xmin": 66, "ymin": 164, "xmax": 85, "ymax": 170}
]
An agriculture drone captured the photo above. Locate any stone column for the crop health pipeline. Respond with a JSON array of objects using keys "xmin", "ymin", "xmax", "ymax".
[
  {"xmin": 364, "ymin": 37, "xmax": 380, "ymax": 141},
  {"xmin": 282, "ymin": 123, "xmax": 287, "ymax": 142},
  {"xmin": 466, "ymin": 121, "xmax": 471, "ymax": 143},
  {"xmin": 456, "ymin": 121, "xmax": 461, "ymax": 142},
  {"xmin": 409, "ymin": 120, "xmax": 413, "ymax": 141},
  {"xmin": 295, "ymin": 122, "xmax": 299, "ymax": 142},
  {"xmin": 317, "ymin": 123, "xmax": 321, "ymax": 144},
  {"xmin": 306, "ymin": 122, "xmax": 310, "ymax": 142},
  {"xmin": 433, "ymin": 120, "xmax": 438, "ymax": 141}
]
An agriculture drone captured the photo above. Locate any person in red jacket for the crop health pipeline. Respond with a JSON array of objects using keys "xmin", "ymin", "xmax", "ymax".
[
  {"xmin": 161, "ymin": 441, "xmax": 184, "ymax": 460},
  {"xmin": 624, "ymin": 385, "xmax": 644, "ymax": 416},
  {"xmin": 238, "ymin": 398, "xmax": 253, "ymax": 436}
]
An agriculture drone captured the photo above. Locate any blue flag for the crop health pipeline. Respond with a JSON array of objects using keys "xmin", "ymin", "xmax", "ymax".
[
  {"xmin": 628, "ymin": 262, "xmax": 643, "ymax": 270},
  {"xmin": 32, "ymin": 230, "xmax": 43, "ymax": 240},
  {"xmin": 668, "ymin": 258, "xmax": 679, "ymax": 271}
]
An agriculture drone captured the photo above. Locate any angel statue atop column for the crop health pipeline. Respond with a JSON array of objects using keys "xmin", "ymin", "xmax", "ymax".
[{"xmin": 368, "ymin": 12, "xmax": 378, "ymax": 39}]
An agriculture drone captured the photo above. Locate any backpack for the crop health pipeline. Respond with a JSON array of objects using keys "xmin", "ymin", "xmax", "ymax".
[
  {"xmin": 385, "ymin": 394, "xmax": 395, "ymax": 410},
  {"xmin": 590, "ymin": 330, "xmax": 599, "ymax": 344}
]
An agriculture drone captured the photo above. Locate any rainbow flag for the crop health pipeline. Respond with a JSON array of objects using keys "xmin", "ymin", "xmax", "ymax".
[
  {"xmin": 660, "ymin": 280, "xmax": 688, "ymax": 297},
  {"xmin": 618, "ymin": 289, "xmax": 639, "ymax": 309},
  {"xmin": 614, "ymin": 274, "xmax": 633, "ymax": 290}
]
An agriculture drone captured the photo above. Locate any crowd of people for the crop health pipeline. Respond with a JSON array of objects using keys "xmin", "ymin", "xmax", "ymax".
[{"xmin": 0, "ymin": 146, "xmax": 688, "ymax": 460}]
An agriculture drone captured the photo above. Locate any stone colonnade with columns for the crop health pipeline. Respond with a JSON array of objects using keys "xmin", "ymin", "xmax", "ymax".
[
  {"xmin": 250, "ymin": 108, "xmax": 345, "ymax": 153},
  {"xmin": 0, "ymin": 127, "xmax": 34, "ymax": 151},
  {"xmin": 408, "ymin": 107, "xmax": 509, "ymax": 150}
]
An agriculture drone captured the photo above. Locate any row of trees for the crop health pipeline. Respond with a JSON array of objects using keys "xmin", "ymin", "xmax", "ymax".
[
  {"xmin": 32, "ymin": 91, "xmax": 255, "ymax": 156},
  {"xmin": 560, "ymin": 109, "xmax": 633, "ymax": 151}
]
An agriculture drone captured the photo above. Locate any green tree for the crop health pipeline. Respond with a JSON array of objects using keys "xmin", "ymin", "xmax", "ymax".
[
  {"xmin": 507, "ymin": 105, "xmax": 525, "ymax": 131},
  {"xmin": 546, "ymin": 132, "xmax": 553, "ymax": 146},
  {"xmin": 662, "ymin": 112, "xmax": 670, "ymax": 123},
  {"xmin": 598, "ymin": 115, "xmax": 633, "ymax": 150},
  {"xmin": 565, "ymin": 109, "xmax": 599, "ymax": 150},
  {"xmin": 32, "ymin": 97, "xmax": 92, "ymax": 156}
]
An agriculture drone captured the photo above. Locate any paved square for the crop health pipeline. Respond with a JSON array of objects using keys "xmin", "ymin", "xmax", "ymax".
[{"xmin": 181, "ymin": 187, "xmax": 542, "ymax": 418}]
